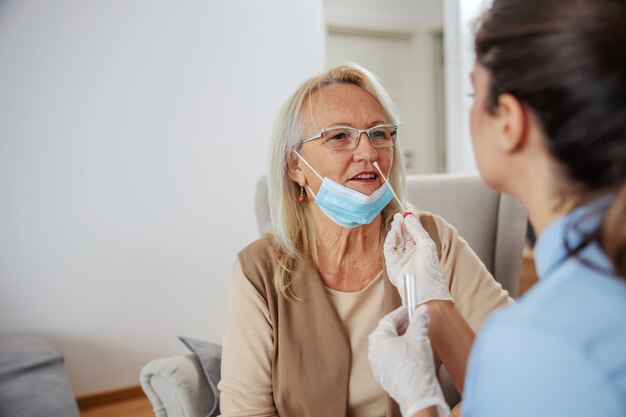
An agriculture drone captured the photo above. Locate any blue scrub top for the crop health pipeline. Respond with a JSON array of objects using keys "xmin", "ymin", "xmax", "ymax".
[{"xmin": 463, "ymin": 198, "xmax": 626, "ymax": 416}]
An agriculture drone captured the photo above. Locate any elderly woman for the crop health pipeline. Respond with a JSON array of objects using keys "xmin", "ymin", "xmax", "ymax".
[{"xmin": 217, "ymin": 64, "xmax": 510, "ymax": 417}]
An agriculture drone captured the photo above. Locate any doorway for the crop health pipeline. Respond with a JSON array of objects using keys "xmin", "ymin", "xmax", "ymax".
[{"xmin": 326, "ymin": 25, "xmax": 446, "ymax": 173}]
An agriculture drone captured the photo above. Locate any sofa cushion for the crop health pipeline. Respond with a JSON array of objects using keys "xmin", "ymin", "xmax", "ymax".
[
  {"xmin": 179, "ymin": 336, "xmax": 222, "ymax": 417},
  {"xmin": 0, "ymin": 334, "xmax": 80, "ymax": 417}
]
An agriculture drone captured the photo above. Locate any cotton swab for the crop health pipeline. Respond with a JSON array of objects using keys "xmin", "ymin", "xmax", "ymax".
[
  {"xmin": 373, "ymin": 161, "xmax": 411, "ymax": 216},
  {"xmin": 375, "ymin": 162, "xmax": 417, "ymax": 320}
]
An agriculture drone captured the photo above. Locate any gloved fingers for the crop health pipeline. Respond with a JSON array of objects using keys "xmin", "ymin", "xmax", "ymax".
[
  {"xmin": 386, "ymin": 305, "xmax": 410, "ymax": 335},
  {"xmin": 381, "ymin": 305, "xmax": 409, "ymax": 334},
  {"xmin": 369, "ymin": 306, "xmax": 406, "ymax": 343},
  {"xmin": 399, "ymin": 214, "xmax": 415, "ymax": 244},
  {"xmin": 405, "ymin": 215, "xmax": 439, "ymax": 261},
  {"xmin": 404, "ymin": 304, "xmax": 431, "ymax": 341},
  {"xmin": 397, "ymin": 213, "xmax": 411, "ymax": 239},
  {"xmin": 404, "ymin": 213, "xmax": 431, "ymax": 241},
  {"xmin": 383, "ymin": 213, "xmax": 404, "ymax": 251},
  {"xmin": 404, "ymin": 398, "xmax": 451, "ymax": 417},
  {"xmin": 386, "ymin": 213, "xmax": 417, "ymax": 254},
  {"xmin": 392, "ymin": 213, "xmax": 412, "ymax": 245},
  {"xmin": 412, "ymin": 304, "xmax": 430, "ymax": 327},
  {"xmin": 383, "ymin": 226, "xmax": 399, "ymax": 253}
]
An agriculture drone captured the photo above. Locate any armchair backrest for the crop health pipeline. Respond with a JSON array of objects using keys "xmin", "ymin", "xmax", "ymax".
[{"xmin": 254, "ymin": 173, "xmax": 527, "ymax": 297}]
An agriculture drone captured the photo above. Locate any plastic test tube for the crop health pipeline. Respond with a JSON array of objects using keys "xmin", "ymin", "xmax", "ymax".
[{"xmin": 403, "ymin": 273, "xmax": 417, "ymax": 322}]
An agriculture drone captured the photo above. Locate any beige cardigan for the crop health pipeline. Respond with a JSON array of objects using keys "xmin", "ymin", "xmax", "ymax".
[{"xmin": 218, "ymin": 212, "xmax": 513, "ymax": 417}]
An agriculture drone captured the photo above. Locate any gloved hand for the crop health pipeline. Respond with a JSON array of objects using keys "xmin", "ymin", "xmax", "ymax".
[
  {"xmin": 368, "ymin": 305, "xmax": 450, "ymax": 417},
  {"xmin": 384, "ymin": 213, "xmax": 452, "ymax": 305}
]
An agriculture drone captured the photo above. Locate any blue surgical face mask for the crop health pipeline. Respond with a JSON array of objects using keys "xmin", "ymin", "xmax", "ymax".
[{"xmin": 294, "ymin": 151, "xmax": 394, "ymax": 228}]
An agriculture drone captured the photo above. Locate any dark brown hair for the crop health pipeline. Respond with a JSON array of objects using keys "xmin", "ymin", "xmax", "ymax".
[{"xmin": 475, "ymin": 0, "xmax": 626, "ymax": 277}]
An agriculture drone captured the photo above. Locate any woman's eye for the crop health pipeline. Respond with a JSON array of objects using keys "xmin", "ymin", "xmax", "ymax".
[
  {"xmin": 370, "ymin": 130, "xmax": 386, "ymax": 138},
  {"xmin": 328, "ymin": 132, "xmax": 350, "ymax": 141}
]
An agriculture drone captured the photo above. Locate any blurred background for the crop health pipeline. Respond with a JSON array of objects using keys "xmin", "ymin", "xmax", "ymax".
[{"xmin": 0, "ymin": 0, "xmax": 489, "ymax": 397}]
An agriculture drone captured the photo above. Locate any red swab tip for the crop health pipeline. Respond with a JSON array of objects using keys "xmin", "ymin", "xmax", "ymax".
[{"xmin": 403, "ymin": 211, "xmax": 413, "ymax": 218}]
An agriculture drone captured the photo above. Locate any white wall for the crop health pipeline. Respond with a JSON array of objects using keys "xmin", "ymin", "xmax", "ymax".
[
  {"xmin": 0, "ymin": 0, "xmax": 324, "ymax": 395},
  {"xmin": 443, "ymin": 0, "xmax": 492, "ymax": 173}
]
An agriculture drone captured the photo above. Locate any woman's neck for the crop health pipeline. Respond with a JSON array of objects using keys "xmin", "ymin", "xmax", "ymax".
[{"xmin": 312, "ymin": 208, "xmax": 383, "ymax": 291}]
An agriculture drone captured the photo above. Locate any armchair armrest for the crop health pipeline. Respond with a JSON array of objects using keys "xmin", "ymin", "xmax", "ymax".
[{"xmin": 140, "ymin": 354, "xmax": 212, "ymax": 417}]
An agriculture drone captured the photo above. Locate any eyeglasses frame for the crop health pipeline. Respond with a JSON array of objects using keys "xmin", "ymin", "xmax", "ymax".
[{"xmin": 298, "ymin": 123, "xmax": 398, "ymax": 150}]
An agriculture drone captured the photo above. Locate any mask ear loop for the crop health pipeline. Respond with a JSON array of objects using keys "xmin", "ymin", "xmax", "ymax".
[
  {"xmin": 293, "ymin": 150, "xmax": 322, "ymax": 199},
  {"xmin": 372, "ymin": 161, "xmax": 412, "ymax": 217},
  {"xmin": 293, "ymin": 150, "xmax": 323, "ymax": 180}
]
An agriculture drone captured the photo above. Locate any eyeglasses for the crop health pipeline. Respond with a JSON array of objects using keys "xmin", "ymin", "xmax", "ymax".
[{"xmin": 299, "ymin": 124, "xmax": 398, "ymax": 151}]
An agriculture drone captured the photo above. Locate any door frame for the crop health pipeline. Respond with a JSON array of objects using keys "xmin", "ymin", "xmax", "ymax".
[{"xmin": 325, "ymin": 15, "xmax": 445, "ymax": 173}]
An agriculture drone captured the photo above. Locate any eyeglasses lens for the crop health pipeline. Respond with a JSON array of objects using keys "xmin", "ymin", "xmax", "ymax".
[{"xmin": 321, "ymin": 126, "xmax": 396, "ymax": 150}]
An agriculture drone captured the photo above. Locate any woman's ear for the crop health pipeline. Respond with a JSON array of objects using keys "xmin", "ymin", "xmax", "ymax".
[
  {"xmin": 287, "ymin": 152, "xmax": 305, "ymax": 185},
  {"xmin": 495, "ymin": 93, "xmax": 528, "ymax": 153}
]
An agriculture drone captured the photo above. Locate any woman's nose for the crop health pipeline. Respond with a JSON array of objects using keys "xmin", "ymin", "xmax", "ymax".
[{"xmin": 353, "ymin": 132, "xmax": 379, "ymax": 161}]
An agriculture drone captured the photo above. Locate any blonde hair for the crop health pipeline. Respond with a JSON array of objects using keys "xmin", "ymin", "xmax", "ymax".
[{"xmin": 268, "ymin": 63, "xmax": 406, "ymax": 298}]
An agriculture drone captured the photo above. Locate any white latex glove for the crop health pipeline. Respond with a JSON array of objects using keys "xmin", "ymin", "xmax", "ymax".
[
  {"xmin": 384, "ymin": 213, "xmax": 452, "ymax": 305},
  {"xmin": 368, "ymin": 305, "xmax": 450, "ymax": 417}
]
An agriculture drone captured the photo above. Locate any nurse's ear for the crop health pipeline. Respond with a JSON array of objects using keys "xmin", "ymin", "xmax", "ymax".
[
  {"xmin": 287, "ymin": 151, "xmax": 306, "ymax": 186},
  {"xmin": 494, "ymin": 93, "xmax": 529, "ymax": 154}
]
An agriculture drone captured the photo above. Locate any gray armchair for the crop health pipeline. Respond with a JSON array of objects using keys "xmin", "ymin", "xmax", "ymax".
[{"xmin": 140, "ymin": 174, "xmax": 527, "ymax": 417}]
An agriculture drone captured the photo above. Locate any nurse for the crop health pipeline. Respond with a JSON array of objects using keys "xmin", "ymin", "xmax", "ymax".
[{"xmin": 368, "ymin": 0, "xmax": 626, "ymax": 415}]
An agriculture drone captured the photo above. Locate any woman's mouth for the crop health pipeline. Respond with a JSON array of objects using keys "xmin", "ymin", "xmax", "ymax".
[{"xmin": 350, "ymin": 172, "xmax": 378, "ymax": 182}]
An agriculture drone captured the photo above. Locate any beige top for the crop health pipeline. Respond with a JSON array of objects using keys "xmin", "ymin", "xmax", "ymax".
[
  {"xmin": 218, "ymin": 212, "xmax": 514, "ymax": 417},
  {"xmin": 219, "ymin": 262, "xmax": 387, "ymax": 417},
  {"xmin": 324, "ymin": 272, "xmax": 387, "ymax": 417}
]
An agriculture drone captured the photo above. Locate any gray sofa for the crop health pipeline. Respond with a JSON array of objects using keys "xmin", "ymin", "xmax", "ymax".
[
  {"xmin": 0, "ymin": 334, "xmax": 80, "ymax": 417},
  {"xmin": 140, "ymin": 173, "xmax": 527, "ymax": 417}
]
